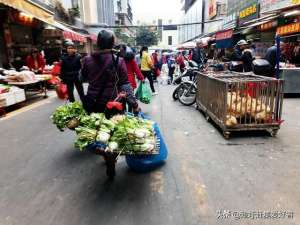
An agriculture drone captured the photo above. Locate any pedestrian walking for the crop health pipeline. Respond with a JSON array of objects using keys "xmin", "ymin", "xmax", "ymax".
[
  {"xmin": 81, "ymin": 30, "xmax": 139, "ymax": 114},
  {"xmin": 135, "ymin": 51, "xmax": 141, "ymax": 68},
  {"xmin": 119, "ymin": 44, "xmax": 144, "ymax": 112},
  {"xmin": 167, "ymin": 54, "xmax": 176, "ymax": 84},
  {"xmin": 176, "ymin": 52, "xmax": 186, "ymax": 73},
  {"xmin": 140, "ymin": 46, "xmax": 157, "ymax": 95},
  {"xmin": 60, "ymin": 42, "xmax": 84, "ymax": 102},
  {"xmin": 152, "ymin": 50, "xmax": 160, "ymax": 81}
]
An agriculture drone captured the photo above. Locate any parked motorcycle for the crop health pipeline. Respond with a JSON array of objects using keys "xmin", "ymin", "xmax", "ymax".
[
  {"xmin": 172, "ymin": 60, "xmax": 199, "ymax": 101},
  {"xmin": 176, "ymin": 63, "xmax": 204, "ymax": 106}
]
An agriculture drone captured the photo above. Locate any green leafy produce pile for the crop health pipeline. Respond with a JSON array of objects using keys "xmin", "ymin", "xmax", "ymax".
[
  {"xmin": 51, "ymin": 101, "xmax": 86, "ymax": 131},
  {"xmin": 108, "ymin": 115, "xmax": 156, "ymax": 154},
  {"xmin": 51, "ymin": 103, "xmax": 156, "ymax": 154},
  {"xmin": 75, "ymin": 113, "xmax": 115, "ymax": 150}
]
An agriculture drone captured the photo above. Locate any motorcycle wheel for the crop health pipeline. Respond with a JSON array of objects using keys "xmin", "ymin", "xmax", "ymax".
[
  {"xmin": 172, "ymin": 85, "xmax": 184, "ymax": 101},
  {"xmin": 178, "ymin": 82, "xmax": 197, "ymax": 106}
]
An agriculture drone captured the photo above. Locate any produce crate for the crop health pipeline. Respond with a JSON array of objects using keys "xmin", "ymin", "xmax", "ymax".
[{"xmin": 196, "ymin": 72, "xmax": 284, "ymax": 138}]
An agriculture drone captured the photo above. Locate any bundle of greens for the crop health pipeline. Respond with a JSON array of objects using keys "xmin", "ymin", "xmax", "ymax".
[
  {"xmin": 108, "ymin": 115, "xmax": 156, "ymax": 154},
  {"xmin": 51, "ymin": 102, "xmax": 157, "ymax": 154},
  {"xmin": 51, "ymin": 101, "xmax": 86, "ymax": 131},
  {"xmin": 75, "ymin": 113, "xmax": 116, "ymax": 150},
  {"xmin": 74, "ymin": 127, "xmax": 98, "ymax": 151}
]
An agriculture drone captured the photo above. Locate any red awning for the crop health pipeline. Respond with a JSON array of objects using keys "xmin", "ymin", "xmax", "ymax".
[
  {"xmin": 89, "ymin": 34, "xmax": 97, "ymax": 43},
  {"xmin": 216, "ymin": 29, "xmax": 233, "ymax": 40},
  {"xmin": 63, "ymin": 30, "xmax": 87, "ymax": 43}
]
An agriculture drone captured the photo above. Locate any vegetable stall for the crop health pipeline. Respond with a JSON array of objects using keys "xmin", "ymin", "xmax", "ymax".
[{"xmin": 51, "ymin": 102, "xmax": 165, "ymax": 178}]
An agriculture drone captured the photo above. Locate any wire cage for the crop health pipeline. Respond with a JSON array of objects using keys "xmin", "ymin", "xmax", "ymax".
[{"xmin": 196, "ymin": 72, "xmax": 284, "ymax": 138}]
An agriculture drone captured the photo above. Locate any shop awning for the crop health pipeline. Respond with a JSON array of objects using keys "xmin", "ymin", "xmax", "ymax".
[
  {"xmin": 89, "ymin": 34, "xmax": 97, "ymax": 43},
  {"xmin": 215, "ymin": 29, "xmax": 233, "ymax": 49},
  {"xmin": 239, "ymin": 14, "xmax": 280, "ymax": 29},
  {"xmin": 63, "ymin": 31, "xmax": 86, "ymax": 42},
  {"xmin": 177, "ymin": 41, "xmax": 196, "ymax": 49},
  {"xmin": 0, "ymin": 0, "xmax": 54, "ymax": 25},
  {"xmin": 53, "ymin": 21, "xmax": 87, "ymax": 43}
]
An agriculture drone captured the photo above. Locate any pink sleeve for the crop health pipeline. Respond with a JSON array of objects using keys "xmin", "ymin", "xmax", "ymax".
[{"xmin": 132, "ymin": 60, "xmax": 144, "ymax": 81}]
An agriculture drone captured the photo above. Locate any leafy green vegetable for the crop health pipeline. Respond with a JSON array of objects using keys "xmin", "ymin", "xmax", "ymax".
[
  {"xmin": 75, "ymin": 113, "xmax": 114, "ymax": 150},
  {"xmin": 51, "ymin": 101, "xmax": 86, "ymax": 131},
  {"xmin": 74, "ymin": 127, "xmax": 97, "ymax": 151},
  {"xmin": 109, "ymin": 116, "xmax": 156, "ymax": 154}
]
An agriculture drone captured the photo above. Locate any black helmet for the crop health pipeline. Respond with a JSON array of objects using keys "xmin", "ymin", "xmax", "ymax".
[
  {"xmin": 64, "ymin": 39, "xmax": 74, "ymax": 47},
  {"xmin": 97, "ymin": 30, "xmax": 115, "ymax": 50}
]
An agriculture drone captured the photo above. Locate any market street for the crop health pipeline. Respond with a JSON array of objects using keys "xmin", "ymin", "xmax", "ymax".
[{"xmin": 0, "ymin": 84, "xmax": 299, "ymax": 225}]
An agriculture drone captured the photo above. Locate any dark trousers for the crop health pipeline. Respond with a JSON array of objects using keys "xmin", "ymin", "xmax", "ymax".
[
  {"xmin": 168, "ymin": 67, "xmax": 175, "ymax": 83},
  {"xmin": 65, "ymin": 78, "xmax": 84, "ymax": 102},
  {"xmin": 142, "ymin": 70, "xmax": 155, "ymax": 93}
]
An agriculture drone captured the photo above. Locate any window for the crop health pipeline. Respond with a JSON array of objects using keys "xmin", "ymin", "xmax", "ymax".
[{"xmin": 168, "ymin": 36, "xmax": 172, "ymax": 45}]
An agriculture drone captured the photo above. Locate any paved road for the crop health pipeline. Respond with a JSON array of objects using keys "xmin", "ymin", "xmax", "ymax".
[{"xmin": 0, "ymin": 84, "xmax": 299, "ymax": 225}]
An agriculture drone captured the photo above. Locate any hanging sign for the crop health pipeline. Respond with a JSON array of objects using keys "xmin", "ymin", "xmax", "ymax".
[
  {"xmin": 259, "ymin": 20, "xmax": 278, "ymax": 31},
  {"xmin": 276, "ymin": 22, "xmax": 300, "ymax": 36},
  {"xmin": 216, "ymin": 29, "xmax": 233, "ymax": 40},
  {"xmin": 238, "ymin": 2, "xmax": 258, "ymax": 26}
]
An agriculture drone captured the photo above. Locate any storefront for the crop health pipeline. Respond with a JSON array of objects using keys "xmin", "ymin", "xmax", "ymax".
[
  {"xmin": 0, "ymin": 0, "xmax": 55, "ymax": 69},
  {"xmin": 0, "ymin": 0, "xmax": 91, "ymax": 69},
  {"xmin": 42, "ymin": 21, "xmax": 88, "ymax": 61},
  {"xmin": 276, "ymin": 10, "xmax": 300, "ymax": 93}
]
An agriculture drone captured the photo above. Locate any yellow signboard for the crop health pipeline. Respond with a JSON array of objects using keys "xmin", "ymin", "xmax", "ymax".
[
  {"xmin": 291, "ymin": 0, "xmax": 300, "ymax": 4},
  {"xmin": 239, "ymin": 4, "xmax": 257, "ymax": 19}
]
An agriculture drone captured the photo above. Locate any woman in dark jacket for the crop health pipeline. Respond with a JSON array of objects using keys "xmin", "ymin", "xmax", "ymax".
[
  {"xmin": 60, "ymin": 42, "xmax": 84, "ymax": 102},
  {"xmin": 81, "ymin": 30, "xmax": 139, "ymax": 114}
]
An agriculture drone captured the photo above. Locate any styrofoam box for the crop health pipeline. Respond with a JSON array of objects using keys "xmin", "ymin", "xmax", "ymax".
[
  {"xmin": 9, "ymin": 87, "xmax": 26, "ymax": 103},
  {"xmin": 14, "ymin": 89, "xmax": 26, "ymax": 103},
  {"xmin": 0, "ymin": 92, "xmax": 16, "ymax": 106}
]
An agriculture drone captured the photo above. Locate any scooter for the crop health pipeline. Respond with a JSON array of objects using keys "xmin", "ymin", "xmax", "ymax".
[{"xmin": 172, "ymin": 60, "xmax": 199, "ymax": 100}]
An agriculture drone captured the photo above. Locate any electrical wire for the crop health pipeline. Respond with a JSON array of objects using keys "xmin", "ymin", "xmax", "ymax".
[{"xmin": 87, "ymin": 18, "xmax": 224, "ymax": 29}]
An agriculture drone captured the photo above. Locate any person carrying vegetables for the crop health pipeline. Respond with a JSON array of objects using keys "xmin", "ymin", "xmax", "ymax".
[{"xmin": 81, "ymin": 30, "xmax": 139, "ymax": 115}]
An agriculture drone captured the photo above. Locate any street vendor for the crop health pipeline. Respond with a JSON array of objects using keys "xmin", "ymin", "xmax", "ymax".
[
  {"xmin": 26, "ymin": 48, "xmax": 46, "ymax": 73},
  {"xmin": 192, "ymin": 40, "xmax": 207, "ymax": 68},
  {"xmin": 265, "ymin": 42, "xmax": 286, "ymax": 72},
  {"xmin": 81, "ymin": 29, "xmax": 139, "ymax": 115},
  {"xmin": 231, "ymin": 40, "xmax": 254, "ymax": 72}
]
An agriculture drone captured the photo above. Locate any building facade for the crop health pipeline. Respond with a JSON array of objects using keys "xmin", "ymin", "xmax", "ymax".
[
  {"xmin": 114, "ymin": 0, "xmax": 134, "ymax": 38},
  {"xmin": 178, "ymin": 0, "xmax": 204, "ymax": 43},
  {"xmin": 155, "ymin": 19, "xmax": 178, "ymax": 49},
  {"xmin": 178, "ymin": 0, "xmax": 226, "ymax": 43}
]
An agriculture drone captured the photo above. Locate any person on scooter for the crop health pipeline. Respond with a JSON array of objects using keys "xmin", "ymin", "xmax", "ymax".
[{"xmin": 81, "ymin": 30, "xmax": 139, "ymax": 115}]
